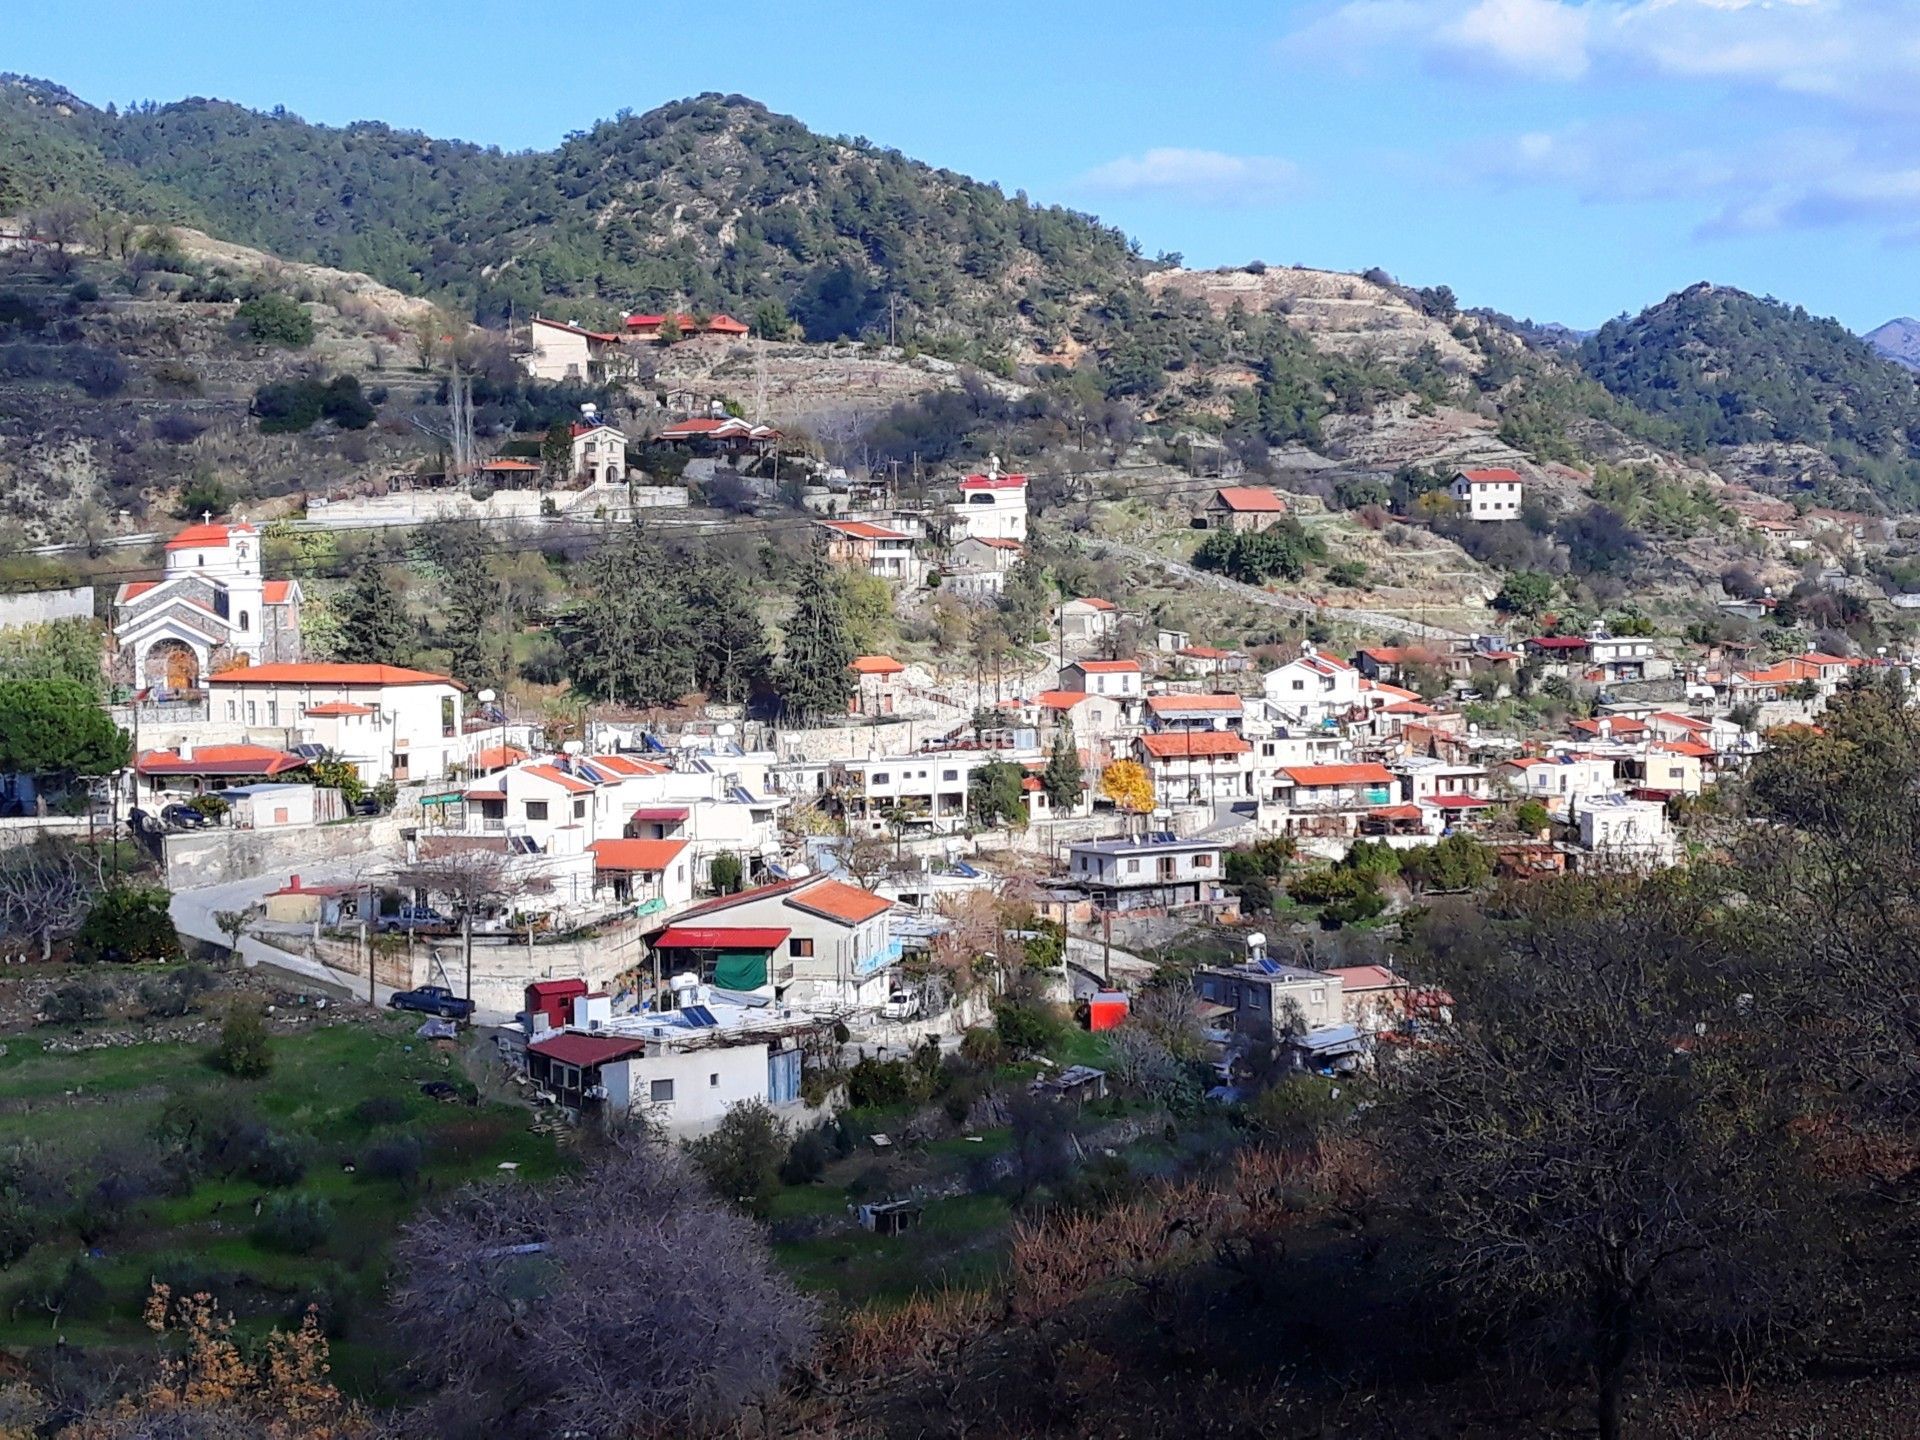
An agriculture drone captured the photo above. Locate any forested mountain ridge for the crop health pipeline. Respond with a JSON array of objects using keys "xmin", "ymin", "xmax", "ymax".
[
  {"xmin": 0, "ymin": 77, "xmax": 1148, "ymax": 354},
  {"xmin": 1580, "ymin": 283, "xmax": 1920, "ymax": 505}
]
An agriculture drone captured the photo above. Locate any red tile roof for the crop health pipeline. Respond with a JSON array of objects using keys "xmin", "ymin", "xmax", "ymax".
[
  {"xmin": 473, "ymin": 744, "xmax": 529, "ymax": 771},
  {"xmin": 1179, "ymin": 644, "xmax": 1230, "ymax": 659},
  {"xmin": 303, "ymin": 701, "xmax": 373, "ymax": 717},
  {"xmin": 1035, "ymin": 690, "xmax": 1093, "ymax": 710},
  {"xmin": 1283, "ymin": 763, "xmax": 1395, "ymax": 787},
  {"xmin": 1457, "ymin": 467, "xmax": 1525, "ymax": 485},
  {"xmin": 120, "ymin": 580, "xmax": 158, "ymax": 601},
  {"xmin": 532, "ymin": 315, "xmax": 620, "ymax": 343},
  {"xmin": 851, "ymin": 655, "xmax": 906, "ymax": 675},
  {"xmin": 262, "ymin": 580, "xmax": 294, "ymax": 604},
  {"xmin": 1145, "ymin": 693, "xmax": 1242, "ymax": 714},
  {"xmin": 820, "ymin": 519, "xmax": 911, "ymax": 541},
  {"xmin": 1424, "ymin": 793, "xmax": 1493, "ymax": 808},
  {"xmin": 787, "ymin": 878, "xmax": 892, "ymax": 926},
  {"xmin": 480, "ymin": 457, "xmax": 540, "ymax": 471},
  {"xmin": 589, "ymin": 838, "xmax": 689, "ymax": 872},
  {"xmin": 208, "ymin": 663, "xmax": 454, "ymax": 687},
  {"xmin": 1325, "ymin": 964, "xmax": 1404, "ymax": 991},
  {"xmin": 652, "ymin": 925, "xmax": 790, "ymax": 950},
  {"xmin": 1527, "ymin": 635, "xmax": 1591, "ymax": 651},
  {"xmin": 135, "ymin": 744, "xmax": 305, "ymax": 777},
  {"xmin": 1140, "ymin": 732, "xmax": 1252, "ymax": 759},
  {"xmin": 1212, "ymin": 486, "xmax": 1287, "ymax": 513},
  {"xmin": 529, "ymin": 1032, "xmax": 648, "ymax": 1067},
  {"xmin": 1072, "ymin": 659, "xmax": 1141, "ymax": 674},
  {"xmin": 1656, "ymin": 740, "xmax": 1715, "ymax": 759},
  {"xmin": 164, "ymin": 522, "xmax": 254, "ymax": 551},
  {"xmin": 522, "ymin": 763, "xmax": 596, "ymax": 796},
  {"xmin": 959, "ymin": 473, "xmax": 1027, "ymax": 489},
  {"xmin": 1069, "ymin": 596, "xmax": 1116, "ymax": 610}
]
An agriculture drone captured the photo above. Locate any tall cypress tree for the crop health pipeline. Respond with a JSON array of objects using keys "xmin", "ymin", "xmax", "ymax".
[
  {"xmin": 332, "ymin": 565, "xmax": 413, "ymax": 665},
  {"xmin": 773, "ymin": 553, "xmax": 855, "ymax": 725},
  {"xmin": 683, "ymin": 559, "xmax": 770, "ymax": 705},
  {"xmin": 562, "ymin": 526, "xmax": 696, "ymax": 707},
  {"xmin": 1042, "ymin": 723, "xmax": 1085, "ymax": 809}
]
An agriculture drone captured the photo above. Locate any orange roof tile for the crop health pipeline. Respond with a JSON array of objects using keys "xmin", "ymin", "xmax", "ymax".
[
  {"xmin": 1212, "ymin": 486, "xmax": 1287, "ymax": 512},
  {"xmin": 164, "ymin": 522, "xmax": 254, "ymax": 550},
  {"xmin": 303, "ymin": 701, "xmax": 373, "ymax": 717},
  {"xmin": 851, "ymin": 655, "xmax": 906, "ymax": 675},
  {"xmin": 1035, "ymin": 690, "xmax": 1093, "ymax": 710},
  {"xmin": 820, "ymin": 519, "xmax": 911, "ymax": 541},
  {"xmin": 262, "ymin": 580, "xmax": 294, "ymax": 603},
  {"xmin": 1282, "ymin": 763, "xmax": 1395, "ymax": 787},
  {"xmin": 1145, "ymin": 693, "xmax": 1242, "ymax": 714},
  {"xmin": 522, "ymin": 764, "xmax": 596, "ymax": 795},
  {"xmin": 1456, "ymin": 467, "xmax": 1524, "ymax": 485},
  {"xmin": 590, "ymin": 838, "xmax": 689, "ymax": 871},
  {"xmin": 1072, "ymin": 659, "xmax": 1141, "ymax": 674},
  {"xmin": 787, "ymin": 878, "xmax": 892, "ymax": 926},
  {"xmin": 135, "ymin": 744, "xmax": 304, "ymax": 777},
  {"xmin": 1140, "ymin": 732, "xmax": 1252, "ymax": 759},
  {"xmin": 208, "ymin": 663, "xmax": 454, "ymax": 687}
]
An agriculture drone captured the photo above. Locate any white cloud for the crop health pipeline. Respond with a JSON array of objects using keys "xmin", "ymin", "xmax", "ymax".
[
  {"xmin": 1078, "ymin": 148, "xmax": 1302, "ymax": 206},
  {"xmin": 1442, "ymin": 0, "xmax": 1592, "ymax": 78}
]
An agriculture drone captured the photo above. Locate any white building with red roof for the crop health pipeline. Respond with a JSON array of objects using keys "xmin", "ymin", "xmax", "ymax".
[
  {"xmin": 1449, "ymin": 467, "xmax": 1525, "ymax": 521},
  {"xmin": 523, "ymin": 315, "xmax": 629, "ymax": 384},
  {"xmin": 207, "ymin": 662, "xmax": 464, "ymax": 785},
  {"xmin": 1201, "ymin": 486, "xmax": 1290, "ymax": 533},
  {"xmin": 818, "ymin": 518, "xmax": 918, "ymax": 582},
  {"xmin": 1262, "ymin": 644, "xmax": 1365, "ymax": 729},
  {"xmin": 948, "ymin": 456, "xmax": 1028, "ymax": 542},
  {"xmin": 1058, "ymin": 596, "xmax": 1119, "ymax": 643},
  {"xmin": 113, "ymin": 519, "xmax": 302, "ymax": 693}
]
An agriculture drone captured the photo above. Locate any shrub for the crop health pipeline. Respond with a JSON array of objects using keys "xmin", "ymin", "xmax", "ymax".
[
  {"xmin": 214, "ymin": 999, "xmax": 273, "ymax": 1078},
  {"xmin": 958, "ymin": 1027, "xmax": 1007, "ymax": 1069},
  {"xmin": 253, "ymin": 1192, "xmax": 333, "ymax": 1254},
  {"xmin": 1515, "ymin": 799, "xmax": 1552, "ymax": 834},
  {"xmin": 243, "ymin": 1130, "xmax": 307, "ymax": 1187},
  {"xmin": 684, "ymin": 1101, "xmax": 787, "ymax": 1217},
  {"xmin": 236, "ymin": 293, "xmax": 315, "ymax": 347},
  {"xmin": 153, "ymin": 411, "xmax": 207, "ymax": 445},
  {"xmin": 41, "ymin": 978, "xmax": 115, "ymax": 1025},
  {"xmin": 137, "ymin": 964, "xmax": 216, "ymax": 1019},
  {"xmin": 779, "ymin": 1123, "xmax": 835, "ymax": 1186},
  {"xmin": 991, "ymin": 995, "xmax": 1066, "ymax": 1058},
  {"xmin": 362, "ymin": 1133, "xmax": 423, "ymax": 1184},
  {"xmin": 351, "ymin": 1094, "xmax": 409, "ymax": 1128},
  {"xmin": 846, "ymin": 1055, "xmax": 921, "ymax": 1109},
  {"xmin": 73, "ymin": 886, "xmax": 181, "ymax": 964}
]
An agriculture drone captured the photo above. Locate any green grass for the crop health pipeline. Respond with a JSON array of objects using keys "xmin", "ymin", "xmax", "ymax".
[{"xmin": 0, "ymin": 1014, "xmax": 562, "ymax": 1375}]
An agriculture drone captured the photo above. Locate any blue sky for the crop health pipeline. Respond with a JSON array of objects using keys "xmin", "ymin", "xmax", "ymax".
[{"xmin": 4, "ymin": 0, "xmax": 1916, "ymax": 331}]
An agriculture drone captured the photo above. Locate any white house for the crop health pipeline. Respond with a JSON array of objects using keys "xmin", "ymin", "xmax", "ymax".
[
  {"xmin": 1262, "ymin": 646, "xmax": 1364, "ymax": 729},
  {"xmin": 114, "ymin": 521, "xmax": 301, "ymax": 692},
  {"xmin": 1450, "ymin": 467, "xmax": 1525, "ymax": 520},
  {"xmin": 1058, "ymin": 596, "xmax": 1119, "ymax": 643},
  {"xmin": 948, "ymin": 458, "xmax": 1028, "ymax": 542},
  {"xmin": 570, "ymin": 416, "xmax": 628, "ymax": 485},
  {"xmin": 832, "ymin": 752, "xmax": 989, "ymax": 836},
  {"xmin": 1573, "ymin": 793, "xmax": 1676, "ymax": 868},
  {"xmin": 1067, "ymin": 836, "xmax": 1228, "ymax": 913},
  {"xmin": 1136, "ymin": 731, "xmax": 1254, "ymax": 808},
  {"xmin": 1061, "ymin": 658, "xmax": 1143, "ymax": 700},
  {"xmin": 208, "ymin": 662, "xmax": 465, "ymax": 785},
  {"xmin": 644, "ymin": 874, "xmax": 899, "ymax": 1011},
  {"xmin": 819, "ymin": 519, "xmax": 919, "ymax": 582},
  {"xmin": 1499, "ymin": 755, "xmax": 1617, "ymax": 810},
  {"xmin": 524, "ymin": 315, "xmax": 627, "ymax": 384}
]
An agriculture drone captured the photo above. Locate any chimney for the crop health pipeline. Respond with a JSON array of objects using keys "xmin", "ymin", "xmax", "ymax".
[
  {"xmin": 289, "ymin": 873, "xmax": 301, "ymax": 890},
  {"xmin": 177, "ymin": 741, "xmax": 195, "ymax": 762}
]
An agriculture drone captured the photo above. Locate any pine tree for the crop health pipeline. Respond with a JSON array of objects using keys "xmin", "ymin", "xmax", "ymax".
[
  {"xmin": 683, "ymin": 560, "xmax": 770, "ymax": 705},
  {"xmin": 773, "ymin": 553, "xmax": 855, "ymax": 725},
  {"xmin": 561, "ymin": 526, "xmax": 696, "ymax": 707},
  {"xmin": 422, "ymin": 521, "xmax": 505, "ymax": 689},
  {"xmin": 1042, "ymin": 723, "xmax": 1085, "ymax": 809},
  {"xmin": 332, "ymin": 566, "xmax": 412, "ymax": 664}
]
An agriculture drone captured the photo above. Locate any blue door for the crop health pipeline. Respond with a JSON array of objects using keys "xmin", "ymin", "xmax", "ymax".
[{"xmin": 767, "ymin": 1048, "xmax": 801, "ymax": 1105}]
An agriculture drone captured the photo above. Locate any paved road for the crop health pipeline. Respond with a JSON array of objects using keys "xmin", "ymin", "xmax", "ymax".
[{"xmin": 1092, "ymin": 537, "xmax": 1473, "ymax": 642}]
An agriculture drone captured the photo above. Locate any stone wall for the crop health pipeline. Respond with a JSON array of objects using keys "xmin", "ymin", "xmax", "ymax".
[
  {"xmin": 0, "ymin": 586, "xmax": 93, "ymax": 628},
  {"xmin": 163, "ymin": 813, "xmax": 404, "ymax": 889}
]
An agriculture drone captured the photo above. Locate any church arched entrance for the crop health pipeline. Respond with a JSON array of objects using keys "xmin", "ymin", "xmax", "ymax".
[{"xmin": 144, "ymin": 640, "xmax": 201, "ymax": 692}]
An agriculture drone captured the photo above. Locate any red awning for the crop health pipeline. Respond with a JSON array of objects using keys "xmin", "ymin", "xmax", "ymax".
[
  {"xmin": 1424, "ymin": 794, "xmax": 1494, "ymax": 808},
  {"xmin": 630, "ymin": 806, "xmax": 691, "ymax": 822},
  {"xmin": 651, "ymin": 926, "xmax": 790, "ymax": 950}
]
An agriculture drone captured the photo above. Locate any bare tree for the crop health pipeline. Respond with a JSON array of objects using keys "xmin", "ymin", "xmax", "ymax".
[
  {"xmin": 0, "ymin": 841, "xmax": 100, "ymax": 960},
  {"xmin": 389, "ymin": 1128, "xmax": 816, "ymax": 1439}
]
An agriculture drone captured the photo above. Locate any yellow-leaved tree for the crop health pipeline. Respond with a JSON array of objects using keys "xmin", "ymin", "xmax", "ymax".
[{"xmin": 1099, "ymin": 759, "xmax": 1154, "ymax": 816}]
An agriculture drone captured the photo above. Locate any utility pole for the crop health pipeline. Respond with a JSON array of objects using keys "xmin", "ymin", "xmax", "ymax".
[
  {"xmin": 462, "ymin": 907, "xmax": 473, "ymax": 1014},
  {"xmin": 1102, "ymin": 908, "xmax": 1112, "ymax": 987}
]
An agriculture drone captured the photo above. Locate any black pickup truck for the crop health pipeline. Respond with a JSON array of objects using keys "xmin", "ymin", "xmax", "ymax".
[{"xmin": 386, "ymin": 985, "xmax": 475, "ymax": 1021}]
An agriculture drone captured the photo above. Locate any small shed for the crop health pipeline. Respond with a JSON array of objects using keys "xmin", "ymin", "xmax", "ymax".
[
  {"xmin": 1031, "ymin": 1064, "xmax": 1109, "ymax": 1105},
  {"xmin": 1087, "ymin": 991, "xmax": 1130, "ymax": 1033},
  {"xmin": 263, "ymin": 874, "xmax": 362, "ymax": 927},
  {"xmin": 856, "ymin": 1199, "xmax": 924, "ymax": 1235},
  {"xmin": 222, "ymin": 782, "xmax": 318, "ymax": 830}
]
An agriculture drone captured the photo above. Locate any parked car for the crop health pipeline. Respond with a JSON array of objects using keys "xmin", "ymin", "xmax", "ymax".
[
  {"xmin": 387, "ymin": 985, "xmax": 475, "ymax": 1021},
  {"xmin": 377, "ymin": 904, "xmax": 454, "ymax": 935},
  {"xmin": 161, "ymin": 803, "xmax": 212, "ymax": 830},
  {"xmin": 350, "ymin": 794, "xmax": 382, "ymax": 816}
]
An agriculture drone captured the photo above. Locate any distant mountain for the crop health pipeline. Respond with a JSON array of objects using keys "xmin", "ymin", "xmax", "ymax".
[
  {"xmin": 1865, "ymin": 317, "xmax": 1920, "ymax": 372},
  {"xmin": 0, "ymin": 78, "xmax": 1144, "ymax": 351},
  {"xmin": 1580, "ymin": 283, "xmax": 1920, "ymax": 505}
]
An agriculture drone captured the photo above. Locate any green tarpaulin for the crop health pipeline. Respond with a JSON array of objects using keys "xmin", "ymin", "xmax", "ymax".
[{"xmin": 713, "ymin": 951, "xmax": 768, "ymax": 990}]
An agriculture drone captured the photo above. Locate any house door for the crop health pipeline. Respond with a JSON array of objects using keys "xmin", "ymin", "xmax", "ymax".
[
  {"xmin": 768, "ymin": 1049, "xmax": 801, "ymax": 1105},
  {"xmin": 166, "ymin": 648, "xmax": 195, "ymax": 690}
]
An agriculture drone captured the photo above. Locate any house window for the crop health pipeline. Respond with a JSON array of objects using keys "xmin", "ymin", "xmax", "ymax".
[
  {"xmin": 942, "ymin": 769, "xmax": 957, "ymax": 781},
  {"xmin": 1125, "ymin": 859, "xmax": 1140, "ymax": 874},
  {"xmin": 267, "ymin": 701, "xmax": 277, "ymax": 725},
  {"xmin": 225, "ymin": 700, "xmax": 236, "ymax": 720},
  {"xmin": 573, "ymin": 798, "xmax": 587, "ymax": 819},
  {"xmin": 1193, "ymin": 853, "xmax": 1213, "ymax": 868},
  {"xmin": 247, "ymin": 702, "xmax": 257, "ymax": 724},
  {"xmin": 1292, "ymin": 680, "xmax": 1305, "ymax": 692},
  {"xmin": 790, "ymin": 938, "xmax": 814, "ymax": 957},
  {"xmin": 526, "ymin": 801, "xmax": 549, "ymax": 821},
  {"xmin": 555, "ymin": 1063, "xmax": 580, "ymax": 1090},
  {"xmin": 238, "ymin": 610, "xmax": 250, "ymax": 632},
  {"xmin": 872, "ymin": 772, "xmax": 889, "ymax": 785},
  {"xmin": 650, "ymin": 1079, "xmax": 674, "ymax": 1104},
  {"xmin": 441, "ymin": 696, "xmax": 456, "ymax": 738},
  {"xmin": 709, "ymin": 1073, "xmax": 720, "ymax": 1088}
]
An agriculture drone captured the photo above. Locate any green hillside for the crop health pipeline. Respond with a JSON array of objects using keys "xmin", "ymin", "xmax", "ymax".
[
  {"xmin": 0, "ymin": 78, "xmax": 1145, "ymax": 348},
  {"xmin": 1581, "ymin": 282, "xmax": 1920, "ymax": 504}
]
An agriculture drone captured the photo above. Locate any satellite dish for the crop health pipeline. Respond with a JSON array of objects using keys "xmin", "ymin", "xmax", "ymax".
[
  {"xmin": 1245, "ymin": 932, "xmax": 1268, "ymax": 952},
  {"xmin": 562, "ymin": 740, "xmax": 585, "ymax": 756},
  {"xmin": 715, "ymin": 722, "xmax": 737, "ymax": 738}
]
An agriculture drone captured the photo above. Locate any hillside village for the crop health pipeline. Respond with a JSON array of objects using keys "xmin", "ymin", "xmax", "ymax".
[{"xmin": 6, "ymin": 78, "xmax": 1920, "ymax": 1440}]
